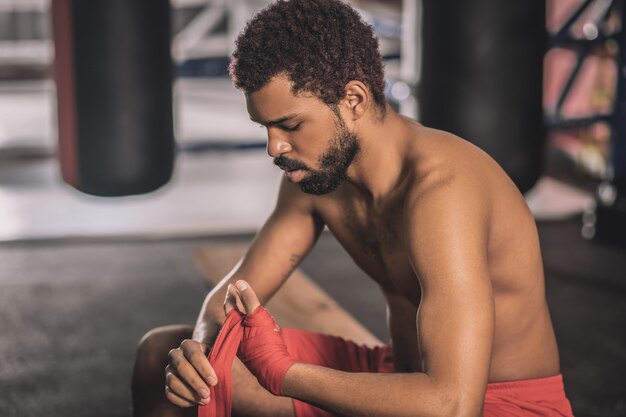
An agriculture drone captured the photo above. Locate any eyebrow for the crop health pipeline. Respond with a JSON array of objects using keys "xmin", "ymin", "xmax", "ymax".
[{"xmin": 250, "ymin": 113, "xmax": 299, "ymax": 127}]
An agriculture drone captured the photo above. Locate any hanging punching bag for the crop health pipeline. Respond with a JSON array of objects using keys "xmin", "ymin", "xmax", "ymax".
[
  {"xmin": 52, "ymin": 0, "xmax": 174, "ymax": 197},
  {"xmin": 419, "ymin": 0, "xmax": 546, "ymax": 194}
]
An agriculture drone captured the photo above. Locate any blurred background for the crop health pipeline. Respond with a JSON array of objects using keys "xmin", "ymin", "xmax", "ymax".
[{"xmin": 0, "ymin": 0, "xmax": 624, "ymax": 416}]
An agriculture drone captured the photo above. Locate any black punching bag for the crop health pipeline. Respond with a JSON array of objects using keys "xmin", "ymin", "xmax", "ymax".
[
  {"xmin": 419, "ymin": 0, "xmax": 546, "ymax": 193},
  {"xmin": 52, "ymin": 0, "xmax": 174, "ymax": 196}
]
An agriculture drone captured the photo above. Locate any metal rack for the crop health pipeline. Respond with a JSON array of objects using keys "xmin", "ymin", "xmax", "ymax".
[
  {"xmin": 545, "ymin": 0, "xmax": 619, "ymax": 131},
  {"xmin": 547, "ymin": 0, "xmax": 626, "ymax": 243}
]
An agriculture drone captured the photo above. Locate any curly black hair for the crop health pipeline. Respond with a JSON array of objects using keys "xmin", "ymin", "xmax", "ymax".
[{"xmin": 229, "ymin": 0, "xmax": 386, "ymax": 113}]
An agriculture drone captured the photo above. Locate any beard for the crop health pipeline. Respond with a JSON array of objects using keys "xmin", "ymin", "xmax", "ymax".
[{"xmin": 274, "ymin": 122, "xmax": 361, "ymax": 195}]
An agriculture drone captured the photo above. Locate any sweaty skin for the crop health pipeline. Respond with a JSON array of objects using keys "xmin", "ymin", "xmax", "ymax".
[{"xmin": 165, "ymin": 74, "xmax": 560, "ymax": 417}]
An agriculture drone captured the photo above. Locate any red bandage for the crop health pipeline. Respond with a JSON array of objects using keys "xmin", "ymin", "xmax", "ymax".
[
  {"xmin": 238, "ymin": 307, "xmax": 296, "ymax": 395},
  {"xmin": 198, "ymin": 306, "xmax": 295, "ymax": 417},
  {"xmin": 197, "ymin": 309, "xmax": 243, "ymax": 417}
]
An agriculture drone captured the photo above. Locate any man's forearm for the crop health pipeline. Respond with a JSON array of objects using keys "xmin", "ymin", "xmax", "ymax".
[{"xmin": 282, "ymin": 363, "xmax": 470, "ymax": 417}]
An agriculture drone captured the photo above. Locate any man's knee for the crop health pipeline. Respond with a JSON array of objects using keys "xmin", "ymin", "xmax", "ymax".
[
  {"xmin": 132, "ymin": 325, "xmax": 194, "ymax": 417},
  {"xmin": 135, "ymin": 325, "xmax": 193, "ymax": 374}
]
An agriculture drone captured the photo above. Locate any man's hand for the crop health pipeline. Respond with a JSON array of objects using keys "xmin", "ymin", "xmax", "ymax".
[
  {"xmin": 224, "ymin": 280, "xmax": 260, "ymax": 315},
  {"xmin": 165, "ymin": 336, "xmax": 218, "ymax": 407},
  {"xmin": 226, "ymin": 280, "xmax": 296, "ymax": 396},
  {"xmin": 164, "ymin": 280, "xmax": 259, "ymax": 408}
]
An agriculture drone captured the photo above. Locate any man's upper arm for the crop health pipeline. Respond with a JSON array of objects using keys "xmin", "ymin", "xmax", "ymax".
[
  {"xmin": 220, "ymin": 178, "xmax": 324, "ymax": 306},
  {"xmin": 407, "ymin": 175, "xmax": 494, "ymax": 412}
]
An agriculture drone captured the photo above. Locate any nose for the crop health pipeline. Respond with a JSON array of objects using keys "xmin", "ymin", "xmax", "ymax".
[{"xmin": 266, "ymin": 129, "xmax": 292, "ymax": 158}]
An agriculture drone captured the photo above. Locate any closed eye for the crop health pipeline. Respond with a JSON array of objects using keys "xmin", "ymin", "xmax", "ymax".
[
  {"xmin": 255, "ymin": 121, "xmax": 301, "ymax": 131},
  {"xmin": 281, "ymin": 123, "xmax": 301, "ymax": 132}
]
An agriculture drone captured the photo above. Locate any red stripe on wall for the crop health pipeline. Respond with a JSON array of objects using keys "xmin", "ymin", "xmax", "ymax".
[{"xmin": 51, "ymin": 0, "xmax": 78, "ymax": 187}]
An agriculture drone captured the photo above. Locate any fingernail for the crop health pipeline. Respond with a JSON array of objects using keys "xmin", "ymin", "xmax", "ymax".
[
  {"xmin": 200, "ymin": 388, "xmax": 210, "ymax": 399},
  {"xmin": 209, "ymin": 376, "xmax": 218, "ymax": 386},
  {"xmin": 235, "ymin": 280, "xmax": 248, "ymax": 291}
]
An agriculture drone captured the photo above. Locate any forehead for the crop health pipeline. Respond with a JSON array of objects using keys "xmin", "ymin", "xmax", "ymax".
[{"xmin": 245, "ymin": 75, "xmax": 329, "ymax": 123}]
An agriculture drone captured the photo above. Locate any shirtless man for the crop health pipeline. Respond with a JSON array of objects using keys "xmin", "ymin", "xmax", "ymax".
[{"xmin": 132, "ymin": 1, "xmax": 573, "ymax": 416}]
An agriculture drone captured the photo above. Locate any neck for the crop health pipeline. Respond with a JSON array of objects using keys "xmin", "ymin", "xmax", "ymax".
[{"xmin": 345, "ymin": 105, "xmax": 413, "ymax": 204}]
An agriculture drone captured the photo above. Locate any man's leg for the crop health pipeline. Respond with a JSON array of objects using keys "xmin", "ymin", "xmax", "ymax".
[{"xmin": 132, "ymin": 325, "xmax": 295, "ymax": 417}]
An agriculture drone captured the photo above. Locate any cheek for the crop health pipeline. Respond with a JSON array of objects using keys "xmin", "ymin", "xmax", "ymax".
[{"xmin": 293, "ymin": 126, "xmax": 334, "ymax": 156}]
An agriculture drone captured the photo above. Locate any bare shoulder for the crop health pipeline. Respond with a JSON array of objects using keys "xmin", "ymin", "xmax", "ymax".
[
  {"xmin": 405, "ymin": 128, "xmax": 493, "ymax": 213},
  {"xmin": 404, "ymin": 125, "xmax": 543, "ymax": 294},
  {"xmin": 401, "ymin": 125, "xmax": 540, "ymax": 261},
  {"xmin": 404, "ymin": 125, "xmax": 528, "ymax": 219}
]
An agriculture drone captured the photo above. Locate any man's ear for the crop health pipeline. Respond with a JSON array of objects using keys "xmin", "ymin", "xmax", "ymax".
[{"xmin": 342, "ymin": 80, "xmax": 370, "ymax": 121}]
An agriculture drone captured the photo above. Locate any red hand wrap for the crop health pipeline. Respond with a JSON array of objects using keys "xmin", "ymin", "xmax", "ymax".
[
  {"xmin": 238, "ymin": 306, "xmax": 296, "ymax": 396},
  {"xmin": 198, "ymin": 309, "xmax": 244, "ymax": 417},
  {"xmin": 198, "ymin": 307, "xmax": 295, "ymax": 417}
]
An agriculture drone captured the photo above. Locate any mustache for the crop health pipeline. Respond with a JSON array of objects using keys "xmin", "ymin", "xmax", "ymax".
[{"xmin": 273, "ymin": 156, "xmax": 309, "ymax": 171}]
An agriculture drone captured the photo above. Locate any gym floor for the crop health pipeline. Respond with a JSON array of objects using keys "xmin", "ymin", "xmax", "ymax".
[{"xmin": 1, "ymin": 79, "xmax": 625, "ymax": 417}]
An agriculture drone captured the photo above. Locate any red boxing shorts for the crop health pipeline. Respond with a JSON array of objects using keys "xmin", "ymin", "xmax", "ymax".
[{"xmin": 280, "ymin": 329, "xmax": 575, "ymax": 417}]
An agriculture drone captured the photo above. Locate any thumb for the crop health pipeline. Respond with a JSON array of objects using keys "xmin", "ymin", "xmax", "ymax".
[
  {"xmin": 235, "ymin": 280, "xmax": 261, "ymax": 315},
  {"xmin": 224, "ymin": 284, "xmax": 240, "ymax": 315}
]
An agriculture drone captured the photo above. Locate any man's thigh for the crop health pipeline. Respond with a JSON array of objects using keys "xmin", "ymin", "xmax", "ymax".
[
  {"xmin": 283, "ymin": 329, "xmax": 393, "ymax": 373},
  {"xmin": 281, "ymin": 329, "xmax": 393, "ymax": 417}
]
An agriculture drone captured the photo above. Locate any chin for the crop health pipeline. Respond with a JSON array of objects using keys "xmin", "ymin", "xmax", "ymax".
[{"xmin": 298, "ymin": 179, "xmax": 344, "ymax": 195}]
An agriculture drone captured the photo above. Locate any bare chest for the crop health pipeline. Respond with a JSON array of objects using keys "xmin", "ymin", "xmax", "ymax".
[{"xmin": 319, "ymin": 200, "xmax": 422, "ymax": 304}]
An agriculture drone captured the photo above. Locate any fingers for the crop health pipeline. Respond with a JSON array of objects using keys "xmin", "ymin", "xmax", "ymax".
[
  {"xmin": 166, "ymin": 351, "xmax": 211, "ymax": 403},
  {"xmin": 165, "ymin": 385, "xmax": 196, "ymax": 408},
  {"xmin": 165, "ymin": 366, "xmax": 205, "ymax": 407},
  {"xmin": 166, "ymin": 341, "xmax": 215, "ymax": 406},
  {"xmin": 234, "ymin": 280, "xmax": 261, "ymax": 314},
  {"xmin": 180, "ymin": 339, "xmax": 218, "ymax": 387}
]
